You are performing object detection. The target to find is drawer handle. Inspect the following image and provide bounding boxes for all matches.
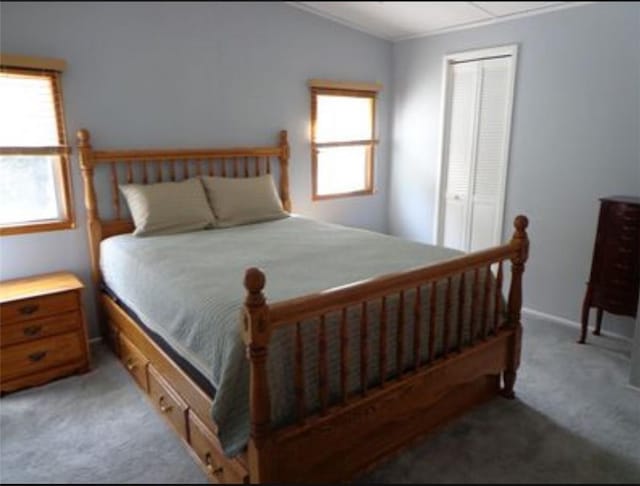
[125,359,137,371]
[23,325,43,337]
[28,351,47,362]
[19,304,39,316]
[205,453,223,476]
[158,396,173,414]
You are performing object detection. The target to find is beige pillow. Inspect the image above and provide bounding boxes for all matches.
[201,175,288,228]
[119,178,215,236]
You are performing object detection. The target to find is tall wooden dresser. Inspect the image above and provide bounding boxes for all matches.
[580,196,640,343]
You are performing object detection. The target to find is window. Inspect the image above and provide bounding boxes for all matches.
[0,55,74,236]
[310,80,381,199]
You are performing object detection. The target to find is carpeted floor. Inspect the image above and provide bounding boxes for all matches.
[1,317,638,484]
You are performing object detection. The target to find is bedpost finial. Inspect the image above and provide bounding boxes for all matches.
[279,129,288,145]
[244,267,266,308]
[513,215,528,235]
[77,129,91,148]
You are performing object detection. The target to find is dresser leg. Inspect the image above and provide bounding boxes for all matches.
[579,288,592,344]
[593,308,603,335]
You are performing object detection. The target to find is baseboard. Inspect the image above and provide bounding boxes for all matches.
[522,307,632,344]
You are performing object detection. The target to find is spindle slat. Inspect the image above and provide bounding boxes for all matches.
[360,302,368,396]
[379,297,387,386]
[482,265,492,339]
[413,286,421,371]
[318,315,328,415]
[222,159,227,177]
[494,261,504,334]
[340,307,348,404]
[169,160,176,181]
[110,163,120,219]
[245,157,249,177]
[443,277,452,358]
[470,268,479,345]
[155,161,162,182]
[126,161,133,184]
[142,161,148,184]
[457,272,466,352]
[183,159,189,179]
[428,281,437,363]
[396,291,405,376]
[266,156,271,174]
[295,322,305,423]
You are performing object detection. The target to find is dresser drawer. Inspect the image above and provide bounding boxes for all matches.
[1,291,78,325]
[594,288,638,316]
[188,411,247,484]
[148,364,189,440]
[1,311,81,347]
[119,334,149,392]
[0,332,85,382]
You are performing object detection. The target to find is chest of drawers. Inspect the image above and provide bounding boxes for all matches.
[0,272,91,394]
[579,196,640,343]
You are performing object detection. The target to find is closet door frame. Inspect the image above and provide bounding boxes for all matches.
[435,44,519,249]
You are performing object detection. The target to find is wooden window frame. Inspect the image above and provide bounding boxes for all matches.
[310,84,379,201]
[0,63,75,236]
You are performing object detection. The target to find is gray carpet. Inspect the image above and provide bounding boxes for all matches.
[1,317,638,483]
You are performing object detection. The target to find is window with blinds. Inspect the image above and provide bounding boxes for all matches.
[0,64,74,235]
[310,81,380,199]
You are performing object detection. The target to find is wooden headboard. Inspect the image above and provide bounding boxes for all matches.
[76,129,291,286]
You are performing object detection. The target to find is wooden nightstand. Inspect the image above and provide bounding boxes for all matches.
[0,272,91,394]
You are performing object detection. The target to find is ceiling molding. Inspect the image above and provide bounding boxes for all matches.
[285,2,395,41]
[286,2,595,43]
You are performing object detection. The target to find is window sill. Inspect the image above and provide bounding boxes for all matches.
[0,219,76,237]
[312,189,375,201]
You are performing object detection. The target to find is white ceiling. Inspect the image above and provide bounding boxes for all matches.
[288,2,592,41]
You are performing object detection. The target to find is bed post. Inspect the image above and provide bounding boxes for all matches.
[77,129,106,335]
[278,130,292,212]
[242,267,274,483]
[503,215,529,398]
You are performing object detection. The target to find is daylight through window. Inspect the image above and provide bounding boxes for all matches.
[0,62,74,236]
[310,81,380,199]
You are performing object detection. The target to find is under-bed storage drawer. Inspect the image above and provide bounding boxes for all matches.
[119,334,149,392]
[148,364,188,440]
[188,410,247,484]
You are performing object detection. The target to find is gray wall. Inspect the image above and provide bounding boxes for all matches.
[631,298,640,388]
[390,2,640,338]
[0,2,393,337]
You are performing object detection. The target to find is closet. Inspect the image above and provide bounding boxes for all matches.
[437,46,517,252]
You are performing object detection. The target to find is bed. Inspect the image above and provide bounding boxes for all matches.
[77,129,529,484]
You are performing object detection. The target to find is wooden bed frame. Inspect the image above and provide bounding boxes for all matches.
[77,128,529,484]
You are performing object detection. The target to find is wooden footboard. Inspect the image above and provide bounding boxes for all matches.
[241,216,529,483]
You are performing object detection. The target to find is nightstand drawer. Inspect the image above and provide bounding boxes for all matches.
[0,332,85,382]
[1,291,78,325]
[1,310,81,347]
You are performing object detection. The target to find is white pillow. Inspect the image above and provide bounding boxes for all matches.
[201,175,288,228]
[119,178,215,236]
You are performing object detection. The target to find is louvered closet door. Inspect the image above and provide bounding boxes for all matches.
[468,57,511,252]
[442,62,479,251]
[441,54,514,252]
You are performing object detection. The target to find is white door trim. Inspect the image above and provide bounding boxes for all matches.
[434,43,519,248]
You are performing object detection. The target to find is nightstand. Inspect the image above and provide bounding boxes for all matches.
[0,272,91,394]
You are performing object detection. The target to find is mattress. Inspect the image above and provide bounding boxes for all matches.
[101,215,496,456]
